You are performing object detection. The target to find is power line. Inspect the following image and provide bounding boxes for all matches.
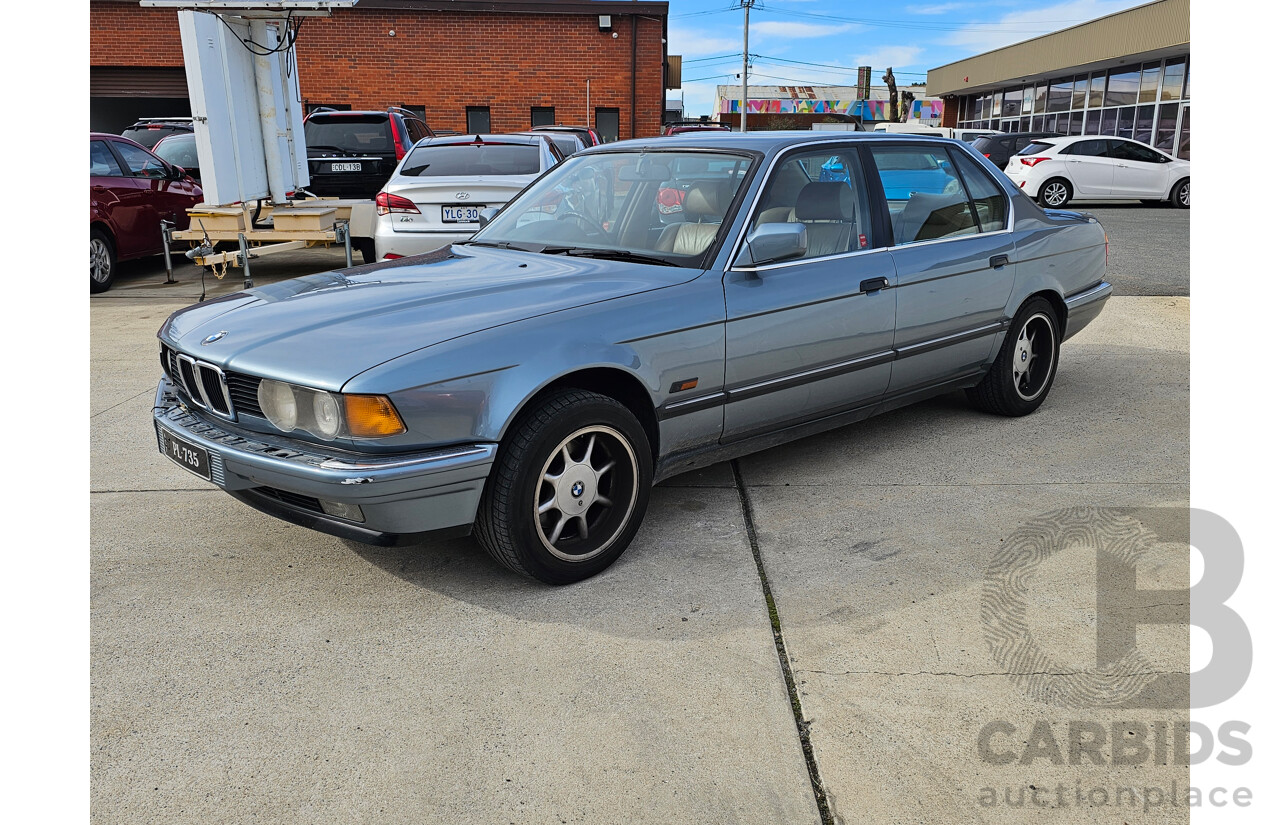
[754,4,1099,33]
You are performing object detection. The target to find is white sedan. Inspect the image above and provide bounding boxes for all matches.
[1003,135,1189,209]
[373,133,563,260]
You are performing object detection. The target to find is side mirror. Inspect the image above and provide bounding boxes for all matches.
[167,164,186,180]
[477,207,500,228]
[734,223,807,268]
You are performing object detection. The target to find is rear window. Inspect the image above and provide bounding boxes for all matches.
[304,115,392,153]
[122,125,186,149]
[400,143,541,177]
[1017,141,1056,156]
[971,136,997,151]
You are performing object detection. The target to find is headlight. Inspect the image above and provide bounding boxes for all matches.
[312,391,342,439]
[256,379,404,440]
[258,379,298,431]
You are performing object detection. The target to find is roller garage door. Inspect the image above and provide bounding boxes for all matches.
[90,67,191,135]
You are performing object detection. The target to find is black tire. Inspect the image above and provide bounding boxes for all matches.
[354,238,377,265]
[1170,177,1189,209]
[90,227,116,294]
[1037,178,1072,208]
[475,389,653,584]
[967,297,1061,417]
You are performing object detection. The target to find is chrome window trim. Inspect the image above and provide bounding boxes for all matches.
[725,137,1017,272]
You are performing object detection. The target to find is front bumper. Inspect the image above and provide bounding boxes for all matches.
[153,377,496,544]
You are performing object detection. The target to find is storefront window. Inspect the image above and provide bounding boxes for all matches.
[1001,91,1021,119]
[1105,66,1140,107]
[1085,110,1101,135]
[1072,76,1087,110]
[1033,84,1047,114]
[1101,107,1119,136]
[1177,105,1190,160]
[1032,115,1044,131]
[1020,116,1031,132]
[1154,102,1179,151]
[1047,78,1072,113]
[1022,86,1034,115]
[1139,63,1161,104]
[1117,106,1136,139]
[1068,111,1083,136]
[1088,74,1106,108]
[1135,104,1155,144]
[1161,59,1186,101]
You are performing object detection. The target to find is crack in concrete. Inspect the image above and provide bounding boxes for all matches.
[732,459,834,825]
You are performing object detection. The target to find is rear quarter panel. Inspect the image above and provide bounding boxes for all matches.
[1009,196,1108,318]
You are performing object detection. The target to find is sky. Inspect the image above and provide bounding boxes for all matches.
[667,0,1156,118]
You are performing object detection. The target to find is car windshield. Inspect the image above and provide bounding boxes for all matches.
[304,116,392,153]
[400,143,541,177]
[468,150,754,268]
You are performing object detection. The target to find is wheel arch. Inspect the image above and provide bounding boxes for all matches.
[507,366,661,463]
[1026,288,1068,333]
[90,220,115,248]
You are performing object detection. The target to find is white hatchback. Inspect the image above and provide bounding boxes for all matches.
[1003,135,1189,209]
[373,133,563,260]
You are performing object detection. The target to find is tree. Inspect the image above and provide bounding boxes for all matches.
[900,90,916,123]
[882,67,898,123]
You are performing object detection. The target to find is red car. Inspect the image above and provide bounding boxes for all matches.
[661,123,731,136]
[90,133,203,293]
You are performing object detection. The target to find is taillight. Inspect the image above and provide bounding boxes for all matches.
[375,192,420,215]
[1020,157,1051,167]
[983,153,991,158]
[383,253,404,260]
[392,123,406,160]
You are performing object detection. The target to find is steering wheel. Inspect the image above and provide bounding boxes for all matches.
[556,211,602,237]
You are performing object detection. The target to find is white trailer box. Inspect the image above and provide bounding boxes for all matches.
[176,9,309,205]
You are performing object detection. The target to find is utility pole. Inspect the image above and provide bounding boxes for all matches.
[740,0,754,133]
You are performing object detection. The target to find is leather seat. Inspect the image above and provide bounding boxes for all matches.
[894,190,976,244]
[655,181,730,256]
[794,182,855,258]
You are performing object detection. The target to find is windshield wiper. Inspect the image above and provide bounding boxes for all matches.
[539,247,679,267]
[462,240,543,252]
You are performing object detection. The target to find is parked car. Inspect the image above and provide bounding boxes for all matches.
[871,123,999,142]
[91,133,203,293]
[662,123,731,136]
[303,107,434,200]
[519,129,585,157]
[530,124,602,147]
[152,132,201,185]
[372,133,562,260]
[152,132,1111,584]
[121,117,194,150]
[971,131,1062,171]
[1004,135,1190,208]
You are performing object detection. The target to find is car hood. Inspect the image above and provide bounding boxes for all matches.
[160,245,697,391]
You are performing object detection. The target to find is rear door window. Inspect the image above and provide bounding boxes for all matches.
[400,143,542,177]
[90,140,125,177]
[304,116,393,154]
[952,151,1009,233]
[867,144,978,245]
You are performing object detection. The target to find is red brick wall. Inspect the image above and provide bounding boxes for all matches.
[90,2,185,67]
[89,2,666,139]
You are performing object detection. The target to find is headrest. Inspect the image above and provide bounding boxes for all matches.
[683,181,730,220]
[795,182,854,222]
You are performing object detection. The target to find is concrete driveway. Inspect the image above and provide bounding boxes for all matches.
[91,294,1188,824]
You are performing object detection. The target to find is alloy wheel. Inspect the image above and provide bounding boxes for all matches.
[1011,312,1057,401]
[91,237,112,283]
[1043,182,1068,207]
[534,425,639,562]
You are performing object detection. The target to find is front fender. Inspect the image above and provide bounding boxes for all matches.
[343,273,727,456]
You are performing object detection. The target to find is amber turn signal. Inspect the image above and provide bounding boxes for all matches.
[343,394,407,438]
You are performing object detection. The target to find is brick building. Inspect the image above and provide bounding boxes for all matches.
[89,0,671,141]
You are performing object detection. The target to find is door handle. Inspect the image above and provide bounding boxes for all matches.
[860,277,890,293]
[989,254,1009,269]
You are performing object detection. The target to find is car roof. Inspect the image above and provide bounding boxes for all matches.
[414,133,548,147]
[531,125,591,132]
[590,131,969,153]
